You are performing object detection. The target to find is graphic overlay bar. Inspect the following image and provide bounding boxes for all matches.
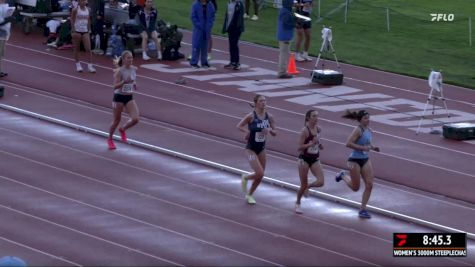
[393,233,467,257]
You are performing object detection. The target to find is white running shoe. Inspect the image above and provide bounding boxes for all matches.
[251,15,259,21]
[246,194,256,205]
[295,52,305,62]
[243,13,249,19]
[88,64,96,73]
[76,63,83,72]
[302,51,312,61]
[92,48,104,55]
[295,204,303,214]
[142,52,151,61]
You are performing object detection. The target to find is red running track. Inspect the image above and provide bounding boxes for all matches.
[0,24,475,265]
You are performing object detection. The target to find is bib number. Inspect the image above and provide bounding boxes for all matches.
[255,132,266,142]
[307,145,319,154]
[122,83,134,93]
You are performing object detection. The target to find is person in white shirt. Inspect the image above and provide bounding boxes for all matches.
[71,0,96,73]
[0,0,14,77]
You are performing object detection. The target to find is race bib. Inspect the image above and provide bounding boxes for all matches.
[78,20,87,28]
[122,83,134,93]
[307,145,319,154]
[255,132,266,142]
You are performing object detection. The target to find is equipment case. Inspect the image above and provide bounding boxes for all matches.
[311,69,344,85]
[442,123,475,140]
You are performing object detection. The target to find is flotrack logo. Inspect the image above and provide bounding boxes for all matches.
[430,13,455,22]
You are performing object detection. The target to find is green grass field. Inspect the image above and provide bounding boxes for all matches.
[155,0,475,89]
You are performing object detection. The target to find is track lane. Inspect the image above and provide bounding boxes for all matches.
[1,111,474,266]
[2,52,475,202]
[2,80,475,236]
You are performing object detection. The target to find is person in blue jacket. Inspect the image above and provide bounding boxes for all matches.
[276,0,295,78]
[190,0,215,68]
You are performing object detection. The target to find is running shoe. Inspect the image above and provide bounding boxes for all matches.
[92,48,104,55]
[335,170,345,182]
[302,51,312,61]
[295,52,305,62]
[107,139,116,150]
[233,63,241,70]
[241,174,248,193]
[295,203,303,214]
[190,64,200,69]
[246,194,256,205]
[251,15,259,21]
[88,64,96,73]
[118,128,128,143]
[202,63,210,68]
[224,63,234,69]
[76,63,83,72]
[142,52,151,61]
[359,210,371,219]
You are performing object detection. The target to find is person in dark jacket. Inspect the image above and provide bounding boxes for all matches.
[222,0,244,70]
[207,0,217,59]
[137,0,161,60]
[190,0,215,68]
[90,0,105,54]
[276,0,295,78]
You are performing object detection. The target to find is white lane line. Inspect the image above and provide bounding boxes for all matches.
[1,99,474,212]
[0,202,183,266]
[0,165,372,266]
[0,236,82,266]
[5,45,475,158]
[3,75,475,179]
[5,45,475,157]
[0,112,473,242]
[0,173,283,266]
[0,125,391,241]
[178,32,475,104]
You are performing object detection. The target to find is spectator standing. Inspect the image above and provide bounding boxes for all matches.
[276,0,295,78]
[137,0,161,60]
[190,0,215,68]
[207,0,217,60]
[71,0,96,73]
[222,0,244,70]
[294,0,313,61]
[0,0,13,77]
[90,0,105,54]
[244,0,259,21]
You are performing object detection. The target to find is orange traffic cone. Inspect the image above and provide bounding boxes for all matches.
[287,53,300,75]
